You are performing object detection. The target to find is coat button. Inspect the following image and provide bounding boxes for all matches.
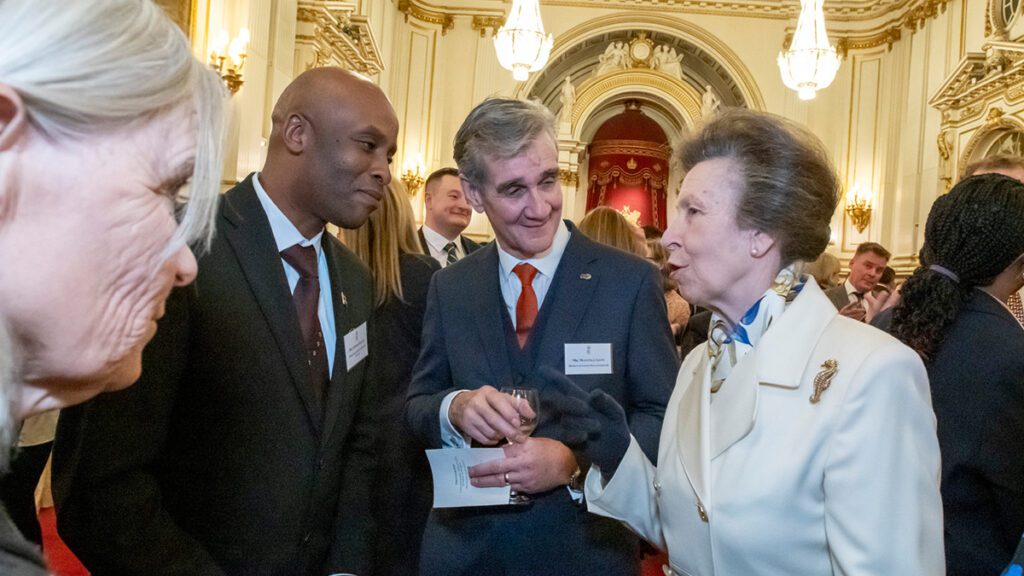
[653,480,662,495]
[696,501,708,522]
[302,532,312,545]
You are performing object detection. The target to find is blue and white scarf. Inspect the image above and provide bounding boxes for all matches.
[707,265,805,393]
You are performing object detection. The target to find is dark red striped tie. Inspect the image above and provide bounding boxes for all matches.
[281,244,329,408]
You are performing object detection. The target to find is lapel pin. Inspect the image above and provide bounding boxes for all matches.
[579,273,592,280]
[810,359,838,404]
[341,291,348,306]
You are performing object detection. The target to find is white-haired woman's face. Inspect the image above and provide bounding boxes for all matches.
[0,104,198,412]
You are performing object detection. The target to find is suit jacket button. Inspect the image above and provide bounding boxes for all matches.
[302,532,312,545]
[653,480,662,495]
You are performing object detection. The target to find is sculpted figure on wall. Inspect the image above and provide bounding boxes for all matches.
[596,42,628,75]
[937,128,953,190]
[651,45,683,80]
[559,76,575,126]
[701,85,721,119]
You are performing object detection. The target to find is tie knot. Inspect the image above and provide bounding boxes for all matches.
[443,242,457,254]
[513,263,539,285]
[281,244,318,278]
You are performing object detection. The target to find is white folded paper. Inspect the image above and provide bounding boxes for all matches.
[426,448,510,508]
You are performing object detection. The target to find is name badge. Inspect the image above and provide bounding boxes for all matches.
[564,343,613,375]
[343,322,368,371]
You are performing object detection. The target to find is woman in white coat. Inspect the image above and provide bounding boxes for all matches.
[547,109,944,576]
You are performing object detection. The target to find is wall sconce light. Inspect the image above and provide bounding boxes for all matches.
[209,28,250,94]
[845,185,872,233]
[401,157,426,195]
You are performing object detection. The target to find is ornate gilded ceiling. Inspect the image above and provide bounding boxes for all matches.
[398,0,953,24]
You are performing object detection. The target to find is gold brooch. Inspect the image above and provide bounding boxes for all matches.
[810,359,838,404]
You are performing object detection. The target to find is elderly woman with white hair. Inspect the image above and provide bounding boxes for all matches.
[0,0,224,571]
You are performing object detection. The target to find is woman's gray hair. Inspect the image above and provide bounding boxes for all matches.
[0,0,225,252]
[677,109,840,266]
[453,98,556,189]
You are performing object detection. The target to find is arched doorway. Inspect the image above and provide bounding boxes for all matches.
[521,17,763,223]
[585,101,671,229]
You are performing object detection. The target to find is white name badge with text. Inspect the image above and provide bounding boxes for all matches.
[343,322,368,371]
[564,343,613,375]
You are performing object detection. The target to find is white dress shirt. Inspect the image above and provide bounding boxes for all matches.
[422,224,465,268]
[844,279,867,310]
[253,173,337,376]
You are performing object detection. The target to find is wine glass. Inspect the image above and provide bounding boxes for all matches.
[500,387,539,505]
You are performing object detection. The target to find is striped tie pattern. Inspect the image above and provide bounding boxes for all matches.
[443,242,458,266]
[1008,292,1024,326]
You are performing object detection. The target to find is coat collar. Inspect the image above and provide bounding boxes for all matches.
[675,280,838,504]
[221,175,327,438]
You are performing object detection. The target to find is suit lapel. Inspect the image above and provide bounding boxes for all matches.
[675,281,839,504]
[417,228,430,255]
[220,177,323,435]
[321,237,358,443]
[534,229,599,378]
[676,352,711,507]
[471,244,514,387]
[711,281,838,459]
[708,348,759,459]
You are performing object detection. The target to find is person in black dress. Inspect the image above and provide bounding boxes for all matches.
[891,173,1024,575]
[343,182,441,575]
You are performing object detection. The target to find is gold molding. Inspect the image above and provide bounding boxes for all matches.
[536,0,951,25]
[779,0,950,57]
[516,12,765,112]
[930,43,1024,127]
[833,27,903,56]
[296,1,385,74]
[571,69,703,130]
[959,111,1024,173]
[471,16,503,38]
[398,0,455,35]
[558,169,579,186]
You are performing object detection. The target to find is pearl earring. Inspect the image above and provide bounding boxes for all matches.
[750,249,758,257]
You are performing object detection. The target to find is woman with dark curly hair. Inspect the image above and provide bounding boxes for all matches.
[892,172,1024,576]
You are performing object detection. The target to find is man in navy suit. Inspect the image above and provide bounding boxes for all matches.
[418,167,481,266]
[405,98,678,576]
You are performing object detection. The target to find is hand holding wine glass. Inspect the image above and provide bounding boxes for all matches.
[501,387,538,442]
[500,387,538,504]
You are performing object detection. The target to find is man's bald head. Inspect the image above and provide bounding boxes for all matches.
[269,67,390,152]
[260,67,399,237]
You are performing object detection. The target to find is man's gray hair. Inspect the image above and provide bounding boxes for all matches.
[0,0,225,253]
[453,98,556,189]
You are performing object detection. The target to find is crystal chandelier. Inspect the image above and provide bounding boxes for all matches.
[777,0,841,100]
[493,0,553,81]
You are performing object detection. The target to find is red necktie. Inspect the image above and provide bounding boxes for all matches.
[1008,292,1024,326]
[280,244,329,408]
[513,263,539,349]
